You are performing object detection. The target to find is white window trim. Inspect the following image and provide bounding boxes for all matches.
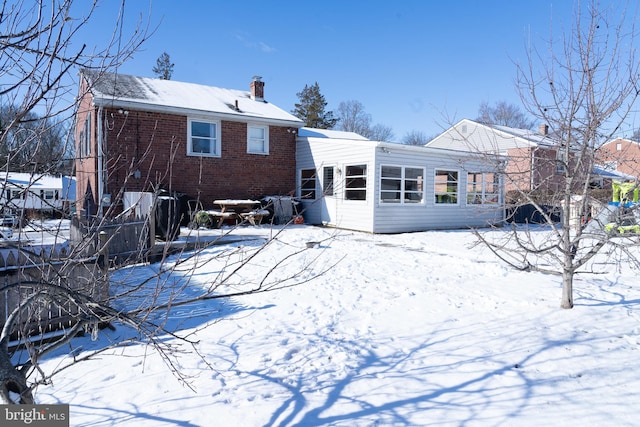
[247,123,269,155]
[322,165,335,197]
[187,118,221,157]
[434,169,460,205]
[466,172,501,205]
[299,168,317,200]
[344,164,368,201]
[379,164,425,205]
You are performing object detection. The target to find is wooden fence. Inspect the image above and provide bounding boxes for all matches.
[0,247,108,339]
[70,213,153,265]
[0,212,152,340]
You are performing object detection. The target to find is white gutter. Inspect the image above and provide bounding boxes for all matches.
[91,98,305,129]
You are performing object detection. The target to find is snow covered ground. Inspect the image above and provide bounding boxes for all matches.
[34,224,640,426]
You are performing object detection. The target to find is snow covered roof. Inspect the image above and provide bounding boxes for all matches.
[592,165,637,181]
[81,70,304,127]
[0,173,76,200]
[298,127,369,140]
[0,172,64,189]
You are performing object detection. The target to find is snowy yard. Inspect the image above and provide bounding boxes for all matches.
[35,224,640,426]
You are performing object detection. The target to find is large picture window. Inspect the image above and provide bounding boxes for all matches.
[188,119,220,157]
[467,172,500,204]
[435,170,458,204]
[300,169,317,199]
[345,164,367,200]
[380,166,424,204]
[247,124,269,154]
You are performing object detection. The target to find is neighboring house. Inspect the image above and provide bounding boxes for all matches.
[296,128,505,233]
[75,70,304,219]
[427,119,575,196]
[597,138,640,180]
[0,172,76,216]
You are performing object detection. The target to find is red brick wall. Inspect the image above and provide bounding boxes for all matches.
[598,138,640,179]
[74,78,99,217]
[104,108,297,210]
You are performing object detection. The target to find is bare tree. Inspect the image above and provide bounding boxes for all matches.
[476,101,536,129]
[0,1,335,405]
[336,100,395,141]
[368,123,395,142]
[475,0,640,309]
[336,100,371,136]
[402,130,430,146]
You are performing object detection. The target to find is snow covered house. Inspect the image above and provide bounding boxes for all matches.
[427,119,575,195]
[296,128,505,233]
[75,70,304,219]
[0,172,76,216]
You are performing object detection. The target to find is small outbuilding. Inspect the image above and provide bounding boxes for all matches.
[296,128,506,233]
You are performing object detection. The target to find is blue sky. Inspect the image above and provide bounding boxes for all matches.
[83,1,580,140]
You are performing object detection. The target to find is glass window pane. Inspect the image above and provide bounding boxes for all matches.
[405,168,422,180]
[381,166,401,178]
[192,121,214,137]
[192,138,210,153]
[323,167,334,196]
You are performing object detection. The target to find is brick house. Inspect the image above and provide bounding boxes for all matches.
[597,138,640,180]
[75,70,304,219]
[427,119,580,196]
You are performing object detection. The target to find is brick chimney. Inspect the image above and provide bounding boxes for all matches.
[539,123,549,135]
[250,76,264,101]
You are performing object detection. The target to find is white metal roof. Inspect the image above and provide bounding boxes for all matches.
[298,127,369,140]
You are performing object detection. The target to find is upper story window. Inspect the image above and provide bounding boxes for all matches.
[247,124,269,154]
[435,170,458,204]
[78,115,91,158]
[188,119,220,157]
[556,146,567,173]
[380,165,424,204]
[345,164,367,201]
[467,172,500,204]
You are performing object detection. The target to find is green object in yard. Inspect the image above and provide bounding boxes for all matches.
[195,210,212,228]
[605,222,640,234]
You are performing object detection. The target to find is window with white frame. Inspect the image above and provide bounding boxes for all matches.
[345,164,367,200]
[188,119,220,157]
[11,189,24,200]
[467,172,500,204]
[380,165,424,204]
[556,146,567,173]
[78,115,91,158]
[435,170,458,204]
[300,169,317,199]
[247,124,269,154]
[323,166,334,196]
[40,190,58,201]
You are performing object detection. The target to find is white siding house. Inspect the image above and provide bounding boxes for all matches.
[0,172,75,214]
[296,128,505,233]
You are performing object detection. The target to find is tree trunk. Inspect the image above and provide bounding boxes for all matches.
[561,269,574,309]
[0,348,33,404]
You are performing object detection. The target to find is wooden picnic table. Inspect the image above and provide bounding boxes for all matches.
[210,199,268,226]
